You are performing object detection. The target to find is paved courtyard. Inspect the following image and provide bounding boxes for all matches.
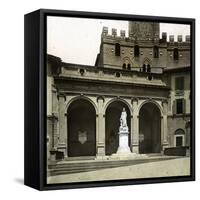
[48,157,190,184]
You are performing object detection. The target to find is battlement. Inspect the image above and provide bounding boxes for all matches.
[169,35,190,43]
[102,26,127,39]
[102,26,159,40]
[102,26,190,43]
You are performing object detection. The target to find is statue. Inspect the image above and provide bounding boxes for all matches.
[120,107,127,128]
[116,107,131,154]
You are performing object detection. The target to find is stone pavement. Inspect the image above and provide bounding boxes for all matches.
[48,157,190,184]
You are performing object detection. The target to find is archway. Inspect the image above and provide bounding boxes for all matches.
[139,102,161,154]
[105,100,131,155]
[67,98,96,157]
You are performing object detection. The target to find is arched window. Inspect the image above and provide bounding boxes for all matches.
[147,64,151,73]
[122,63,126,69]
[79,68,85,75]
[148,74,153,81]
[153,46,159,58]
[116,72,121,77]
[127,64,131,70]
[174,129,185,147]
[174,48,179,60]
[142,64,146,72]
[115,43,120,56]
[134,45,140,57]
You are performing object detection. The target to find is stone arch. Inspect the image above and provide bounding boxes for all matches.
[138,99,163,116]
[122,57,133,67]
[139,101,162,153]
[104,98,132,155]
[104,98,132,115]
[175,128,185,135]
[66,95,98,114]
[66,96,97,157]
[143,57,152,66]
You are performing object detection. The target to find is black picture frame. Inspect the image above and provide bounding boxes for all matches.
[24,9,195,190]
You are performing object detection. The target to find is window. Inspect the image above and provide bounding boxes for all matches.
[173,99,186,115]
[147,64,151,73]
[175,129,185,147]
[173,48,179,60]
[127,64,131,70]
[153,46,159,58]
[115,43,120,56]
[148,74,153,81]
[176,136,183,147]
[175,77,184,90]
[115,72,121,77]
[176,99,184,114]
[134,45,140,57]
[122,63,126,69]
[79,69,85,75]
[142,64,146,72]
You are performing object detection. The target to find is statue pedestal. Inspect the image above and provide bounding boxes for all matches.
[116,126,131,154]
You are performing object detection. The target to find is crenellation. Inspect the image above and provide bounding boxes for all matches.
[162,32,167,42]
[169,35,174,43]
[177,35,183,42]
[120,30,126,38]
[112,28,117,37]
[102,26,108,35]
[185,35,190,42]
[102,27,190,45]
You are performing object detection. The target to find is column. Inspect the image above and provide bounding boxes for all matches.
[57,94,67,156]
[162,100,169,151]
[96,96,105,157]
[131,98,139,154]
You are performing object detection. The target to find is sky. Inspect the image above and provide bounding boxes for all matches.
[47,16,190,66]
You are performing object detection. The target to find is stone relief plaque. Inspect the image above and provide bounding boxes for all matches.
[78,131,87,144]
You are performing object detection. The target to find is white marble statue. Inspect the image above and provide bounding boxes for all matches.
[120,107,127,127]
[117,107,131,154]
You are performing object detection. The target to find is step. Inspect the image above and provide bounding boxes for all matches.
[48,156,180,176]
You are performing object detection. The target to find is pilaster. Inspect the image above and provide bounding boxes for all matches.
[131,98,139,154]
[162,100,169,150]
[57,94,67,156]
[96,96,105,156]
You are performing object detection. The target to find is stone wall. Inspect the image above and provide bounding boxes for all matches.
[97,25,190,72]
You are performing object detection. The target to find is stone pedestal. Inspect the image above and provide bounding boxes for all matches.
[117,126,131,154]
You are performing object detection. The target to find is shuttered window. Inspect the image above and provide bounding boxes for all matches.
[153,46,159,58]
[134,45,140,57]
[176,99,185,114]
[115,43,120,56]
[175,77,184,90]
[173,99,186,115]
[174,48,179,60]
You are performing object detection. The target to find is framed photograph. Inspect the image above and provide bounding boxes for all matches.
[24,9,195,190]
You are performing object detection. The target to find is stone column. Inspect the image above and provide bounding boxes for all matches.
[96,96,105,157]
[131,98,139,154]
[162,100,169,151]
[57,94,67,157]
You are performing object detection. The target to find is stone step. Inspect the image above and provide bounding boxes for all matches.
[48,156,180,176]
[63,156,95,161]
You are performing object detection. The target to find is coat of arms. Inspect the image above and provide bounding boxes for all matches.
[78,131,87,144]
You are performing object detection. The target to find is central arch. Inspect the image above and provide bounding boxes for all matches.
[105,100,131,155]
[67,98,96,157]
[139,102,161,154]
